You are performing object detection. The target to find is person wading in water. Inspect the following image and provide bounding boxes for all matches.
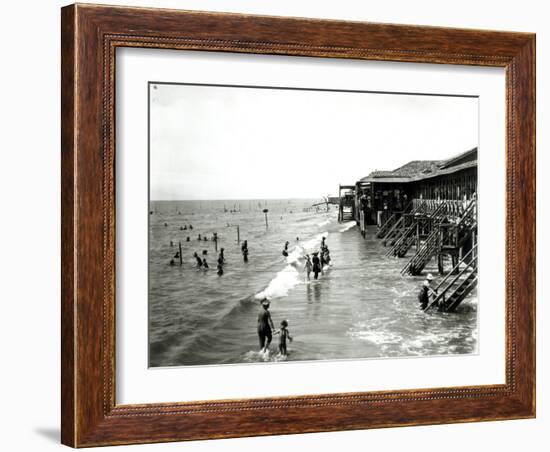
[257,298,275,353]
[241,240,249,263]
[274,319,293,356]
[304,254,313,281]
[193,252,203,268]
[418,273,437,310]
[312,252,321,279]
[282,241,290,257]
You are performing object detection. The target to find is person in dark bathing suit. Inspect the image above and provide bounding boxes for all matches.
[201,249,209,269]
[282,241,290,257]
[193,252,203,268]
[241,240,249,262]
[257,298,275,352]
[312,252,321,279]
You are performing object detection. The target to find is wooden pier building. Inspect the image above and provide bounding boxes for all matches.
[350,148,478,312]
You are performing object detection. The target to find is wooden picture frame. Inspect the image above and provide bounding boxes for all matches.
[61,3,535,447]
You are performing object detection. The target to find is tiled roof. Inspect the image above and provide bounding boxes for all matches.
[360,148,477,183]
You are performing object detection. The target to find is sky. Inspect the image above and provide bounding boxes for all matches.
[149,83,478,201]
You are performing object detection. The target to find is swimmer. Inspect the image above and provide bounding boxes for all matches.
[312,252,321,279]
[193,252,203,268]
[282,241,290,257]
[241,240,249,263]
[274,319,293,356]
[257,299,275,353]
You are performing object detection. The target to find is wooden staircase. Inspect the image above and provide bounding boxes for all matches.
[400,228,440,275]
[424,245,478,312]
[389,201,448,261]
[377,213,399,238]
[386,223,414,257]
[376,201,413,239]
[382,201,427,247]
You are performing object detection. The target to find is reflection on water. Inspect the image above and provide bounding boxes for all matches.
[149,199,477,367]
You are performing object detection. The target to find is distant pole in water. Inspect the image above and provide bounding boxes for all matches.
[178,241,183,266]
[237,225,240,244]
[263,208,269,229]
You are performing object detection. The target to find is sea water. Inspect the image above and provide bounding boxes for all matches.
[148,199,477,367]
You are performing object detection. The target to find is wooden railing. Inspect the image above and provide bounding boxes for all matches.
[400,228,439,274]
[424,245,478,311]
[411,198,472,218]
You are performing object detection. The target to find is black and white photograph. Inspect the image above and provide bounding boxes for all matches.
[148,82,479,367]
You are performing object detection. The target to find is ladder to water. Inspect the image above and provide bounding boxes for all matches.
[390,201,448,260]
[424,245,478,312]
[400,228,440,274]
[382,201,427,247]
[376,201,413,239]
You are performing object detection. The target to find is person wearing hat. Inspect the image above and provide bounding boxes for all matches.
[418,273,437,310]
[257,298,275,353]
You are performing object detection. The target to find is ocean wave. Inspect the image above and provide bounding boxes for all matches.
[255,232,328,301]
[255,265,301,300]
[339,221,357,233]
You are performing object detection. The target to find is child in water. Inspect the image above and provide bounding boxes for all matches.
[275,320,293,356]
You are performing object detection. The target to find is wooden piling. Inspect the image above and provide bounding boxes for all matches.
[178,241,183,266]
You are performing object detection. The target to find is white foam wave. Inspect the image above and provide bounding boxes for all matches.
[255,265,301,300]
[339,221,357,232]
[301,231,328,252]
[254,231,331,301]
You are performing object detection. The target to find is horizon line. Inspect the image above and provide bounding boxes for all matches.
[150,196,334,202]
